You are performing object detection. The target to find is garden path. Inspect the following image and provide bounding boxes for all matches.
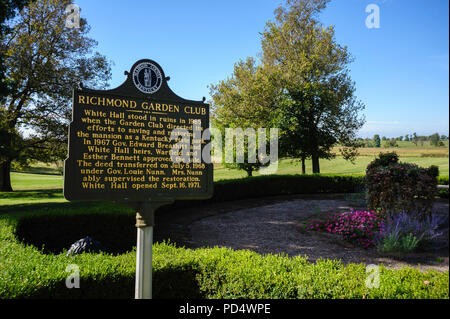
[184,199,449,272]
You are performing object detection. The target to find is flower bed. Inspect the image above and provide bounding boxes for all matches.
[308,211,385,248]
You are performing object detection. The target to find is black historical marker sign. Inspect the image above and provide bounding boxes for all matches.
[64,59,213,201]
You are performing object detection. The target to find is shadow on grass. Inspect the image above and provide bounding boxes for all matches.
[0,194,101,216]
[15,212,136,255]
[11,166,62,176]
[0,188,63,199]
[18,268,203,299]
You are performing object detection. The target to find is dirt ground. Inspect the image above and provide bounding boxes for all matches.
[154,194,449,272]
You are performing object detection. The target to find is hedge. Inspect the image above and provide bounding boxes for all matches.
[163,173,447,210]
[438,176,449,185]
[1,174,448,298]
[1,206,448,299]
[163,174,365,212]
[365,153,438,216]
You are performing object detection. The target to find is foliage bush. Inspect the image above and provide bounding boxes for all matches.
[438,176,449,185]
[375,212,443,253]
[365,152,438,217]
[438,188,448,199]
[1,201,448,299]
[1,172,447,299]
[437,176,449,199]
[308,211,385,248]
[1,225,448,299]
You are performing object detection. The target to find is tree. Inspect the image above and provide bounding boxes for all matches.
[0,0,111,191]
[411,132,418,146]
[373,134,381,147]
[384,138,398,148]
[429,133,440,147]
[210,57,279,177]
[261,0,365,173]
[404,134,410,141]
[0,0,30,100]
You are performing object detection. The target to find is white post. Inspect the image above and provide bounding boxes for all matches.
[132,201,171,299]
[135,226,153,299]
[134,202,155,299]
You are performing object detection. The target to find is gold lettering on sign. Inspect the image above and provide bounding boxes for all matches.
[74,93,208,193]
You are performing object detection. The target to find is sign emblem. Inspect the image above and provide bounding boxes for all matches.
[132,62,162,94]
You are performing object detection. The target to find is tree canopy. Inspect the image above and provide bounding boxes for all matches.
[0,0,111,191]
[209,57,280,176]
[0,0,30,99]
[210,0,365,175]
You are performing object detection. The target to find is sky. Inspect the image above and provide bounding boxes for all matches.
[74,0,449,138]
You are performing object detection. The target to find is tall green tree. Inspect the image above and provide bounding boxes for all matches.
[0,0,111,191]
[429,133,440,147]
[411,132,418,146]
[210,57,280,176]
[373,134,381,148]
[261,0,365,173]
[0,0,30,100]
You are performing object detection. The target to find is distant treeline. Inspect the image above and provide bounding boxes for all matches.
[359,133,448,148]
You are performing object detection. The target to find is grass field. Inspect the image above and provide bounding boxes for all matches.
[0,189,66,207]
[7,149,449,193]
[215,156,449,180]
[382,140,449,149]
[340,147,449,157]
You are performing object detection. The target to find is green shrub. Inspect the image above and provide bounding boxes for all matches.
[438,176,449,185]
[377,232,401,253]
[367,152,399,168]
[375,211,443,254]
[365,153,438,217]
[400,233,420,252]
[438,188,448,199]
[437,176,449,199]
[0,209,448,299]
[377,233,419,253]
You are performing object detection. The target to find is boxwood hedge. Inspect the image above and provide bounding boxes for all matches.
[0,202,448,299]
[163,174,365,212]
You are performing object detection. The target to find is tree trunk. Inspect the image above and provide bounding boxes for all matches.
[246,169,253,177]
[301,156,306,174]
[312,153,320,174]
[0,160,13,192]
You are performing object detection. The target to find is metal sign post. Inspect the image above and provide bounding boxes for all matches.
[135,202,154,299]
[135,225,153,298]
[133,201,172,299]
[63,59,213,299]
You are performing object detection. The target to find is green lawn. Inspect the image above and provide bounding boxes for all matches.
[386,140,449,148]
[11,172,63,190]
[0,189,66,207]
[214,156,449,180]
[6,155,449,194]
[2,172,66,206]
